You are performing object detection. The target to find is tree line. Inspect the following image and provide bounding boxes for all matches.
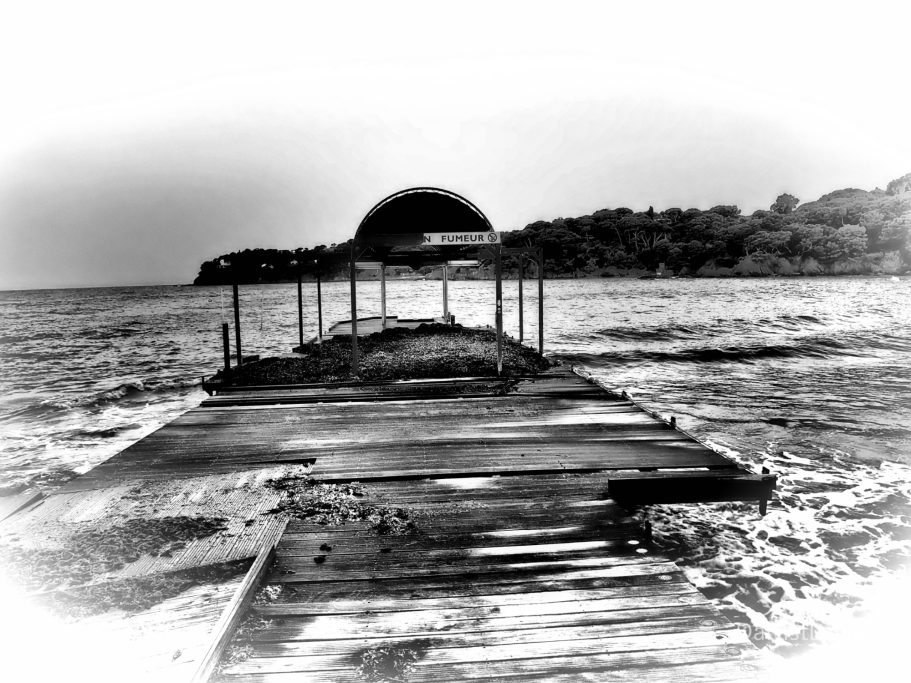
[194,173,911,284]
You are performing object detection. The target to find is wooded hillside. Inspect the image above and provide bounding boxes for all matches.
[194,173,911,284]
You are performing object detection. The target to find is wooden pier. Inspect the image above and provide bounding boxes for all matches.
[323,316,449,338]
[2,367,773,681]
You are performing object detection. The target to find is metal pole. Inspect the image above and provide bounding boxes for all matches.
[495,247,503,376]
[537,247,544,356]
[222,322,231,372]
[442,262,449,321]
[316,263,323,342]
[232,283,242,366]
[297,273,304,351]
[349,245,359,377]
[518,253,524,343]
[380,262,387,329]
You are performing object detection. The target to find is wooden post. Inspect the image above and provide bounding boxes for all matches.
[349,245,359,377]
[296,274,304,351]
[760,466,770,515]
[495,247,503,375]
[380,262,387,329]
[232,283,242,366]
[518,253,524,343]
[316,263,323,342]
[537,247,544,356]
[442,262,449,321]
[221,322,231,372]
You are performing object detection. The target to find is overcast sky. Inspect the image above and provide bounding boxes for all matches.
[1,1,909,289]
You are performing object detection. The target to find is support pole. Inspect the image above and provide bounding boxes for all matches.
[222,322,231,372]
[537,247,544,356]
[232,283,242,366]
[518,253,524,343]
[316,263,323,342]
[349,245,359,377]
[442,262,449,321]
[495,246,503,375]
[760,466,770,516]
[296,273,304,351]
[380,262,387,329]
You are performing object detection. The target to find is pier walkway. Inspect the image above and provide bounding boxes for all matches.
[210,367,770,681]
[2,367,772,681]
[323,316,449,337]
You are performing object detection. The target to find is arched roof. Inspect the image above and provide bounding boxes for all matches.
[353,188,494,266]
[356,187,493,241]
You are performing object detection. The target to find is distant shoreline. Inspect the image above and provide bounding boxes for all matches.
[191,260,908,286]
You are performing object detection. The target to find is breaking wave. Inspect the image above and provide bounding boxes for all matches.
[562,333,909,366]
[593,314,828,343]
[3,378,202,422]
[49,378,201,409]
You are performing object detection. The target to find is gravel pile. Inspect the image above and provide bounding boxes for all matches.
[215,324,551,385]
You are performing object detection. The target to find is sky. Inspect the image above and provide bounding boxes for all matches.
[0,1,909,289]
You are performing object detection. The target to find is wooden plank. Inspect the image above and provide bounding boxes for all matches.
[251,614,733,652]
[191,533,284,683]
[210,374,512,395]
[257,582,701,616]
[220,656,762,683]
[0,491,44,523]
[272,542,649,574]
[269,558,681,584]
[609,470,777,505]
[271,568,689,599]
[254,593,715,638]
[275,527,644,555]
[224,628,753,674]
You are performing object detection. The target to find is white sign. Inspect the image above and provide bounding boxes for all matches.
[423,231,500,245]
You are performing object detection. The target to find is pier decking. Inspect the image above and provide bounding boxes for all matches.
[323,316,449,338]
[2,367,772,681]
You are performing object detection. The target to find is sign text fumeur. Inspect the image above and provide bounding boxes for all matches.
[423,232,501,245]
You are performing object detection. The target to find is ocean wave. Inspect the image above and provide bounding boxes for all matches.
[67,377,203,408]
[0,331,67,344]
[76,422,142,438]
[592,324,704,341]
[593,315,829,343]
[85,325,144,339]
[647,450,911,655]
[4,378,202,420]
[561,334,905,366]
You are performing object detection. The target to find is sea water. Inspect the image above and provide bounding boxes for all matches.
[1,277,909,655]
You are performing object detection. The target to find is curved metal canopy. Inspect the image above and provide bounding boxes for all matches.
[354,187,494,266]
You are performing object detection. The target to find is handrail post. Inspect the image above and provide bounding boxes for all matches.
[495,246,503,375]
[380,262,387,329]
[349,243,359,377]
[222,322,231,372]
[537,247,544,356]
[315,261,323,342]
[296,273,304,351]
[518,253,524,343]
[232,283,242,366]
[442,262,449,321]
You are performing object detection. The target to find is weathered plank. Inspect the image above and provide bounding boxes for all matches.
[224,627,754,674]
[0,491,44,523]
[270,567,689,599]
[221,656,763,683]
[608,469,776,504]
[191,537,284,683]
[257,582,702,616]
